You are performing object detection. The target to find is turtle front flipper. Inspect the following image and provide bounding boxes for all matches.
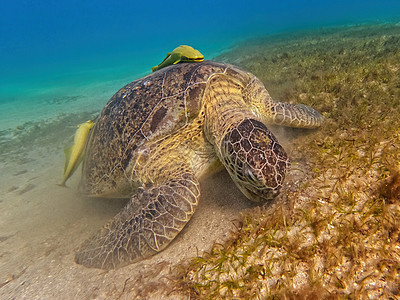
[245,77,324,129]
[268,102,324,129]
[75,171,200,269]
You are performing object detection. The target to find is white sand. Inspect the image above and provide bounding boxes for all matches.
[0,146,257,298]
[0,68,297,299]
[0,84,269,298]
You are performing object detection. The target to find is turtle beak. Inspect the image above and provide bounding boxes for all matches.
[233,178,279,203]
[242,186,280,203]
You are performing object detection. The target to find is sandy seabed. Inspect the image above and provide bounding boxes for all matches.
[0,80,297,299]
[0,96,260,298]
[3,23,400,299]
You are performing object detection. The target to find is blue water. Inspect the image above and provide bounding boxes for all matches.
[1,0,400,105]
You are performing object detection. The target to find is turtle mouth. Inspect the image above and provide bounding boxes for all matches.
[235,179,279,203]
[230,165,281,202]
[245,186,279,202]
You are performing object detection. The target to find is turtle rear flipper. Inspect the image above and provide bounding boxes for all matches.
[75,171,200,269]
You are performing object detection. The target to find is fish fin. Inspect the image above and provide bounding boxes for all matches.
[75,151,85,170]
[172,58,181,65]
[63,146,73,174]
[60,148,84,187]
[152,53,172,71]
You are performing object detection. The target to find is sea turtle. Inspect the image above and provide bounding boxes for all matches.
[152,45,204,71]
[76,61,323,269]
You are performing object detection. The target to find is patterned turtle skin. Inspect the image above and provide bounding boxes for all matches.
[76,61,323,269]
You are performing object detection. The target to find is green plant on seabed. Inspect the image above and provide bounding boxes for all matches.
[172,24,400,299]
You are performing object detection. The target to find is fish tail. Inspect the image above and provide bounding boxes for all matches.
[57,181,67,187]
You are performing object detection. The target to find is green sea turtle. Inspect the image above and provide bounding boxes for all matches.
[76,61,323,269]
[152,45,204,71]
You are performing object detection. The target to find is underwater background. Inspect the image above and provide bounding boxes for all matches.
[2,0,400,299]
[1,0,400,107]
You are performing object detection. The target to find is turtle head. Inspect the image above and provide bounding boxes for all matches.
[219,118,289,202]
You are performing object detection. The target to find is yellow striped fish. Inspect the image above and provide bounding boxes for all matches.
[59,120,94,186]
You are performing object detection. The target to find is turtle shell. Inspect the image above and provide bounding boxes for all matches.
[81,61,253,196]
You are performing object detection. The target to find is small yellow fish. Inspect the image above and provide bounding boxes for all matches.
[59,120,95,186]
[152,45,204,72]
